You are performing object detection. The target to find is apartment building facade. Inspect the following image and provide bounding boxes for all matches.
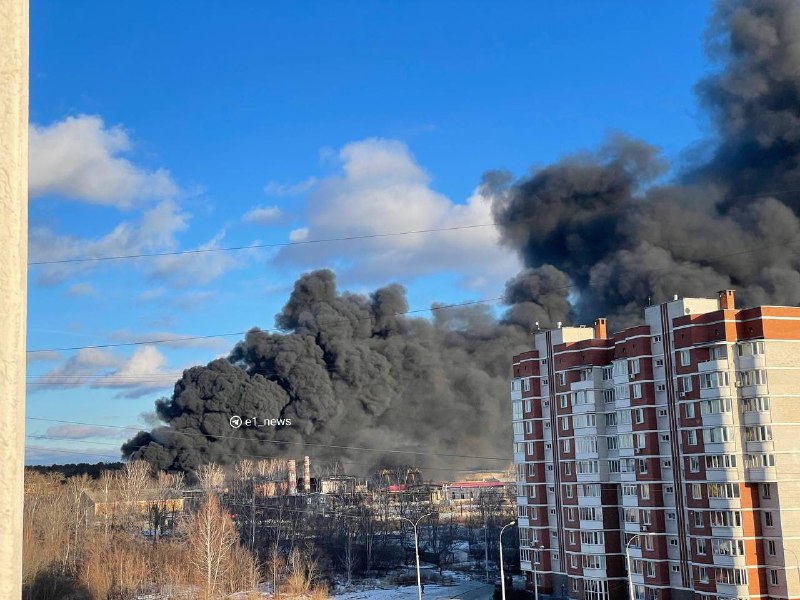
[511,291,800,600]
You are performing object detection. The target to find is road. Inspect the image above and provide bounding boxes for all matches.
[332,580,495,599]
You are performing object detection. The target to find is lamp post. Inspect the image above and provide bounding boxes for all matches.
[484,517,489,583]
[784,546,800,587]
[400,512,434,600]
[625,532,651,600]
[499,520,516,600]
[533,544,545,600]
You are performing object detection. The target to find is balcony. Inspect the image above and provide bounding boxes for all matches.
[699,359,729,373]
[579,519,603,531]
[709,496,741,510]
[716,582,750,597]
[712,553,746,568]
[746,466,777,482]
[738,354,766,371]
[743,410,771,426]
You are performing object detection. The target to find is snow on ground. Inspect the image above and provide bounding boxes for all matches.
[331,580,494,599]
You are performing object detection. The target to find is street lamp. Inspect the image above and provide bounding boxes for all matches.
[400,512,435,600]
[784,546,800,586]
[532,544,545,600]
[625,531,651,600]
[499,520,516,600]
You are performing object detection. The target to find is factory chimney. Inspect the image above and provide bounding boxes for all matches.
[303,456,311,493]
[288,459,297,495]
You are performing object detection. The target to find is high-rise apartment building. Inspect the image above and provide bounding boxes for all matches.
[511,291,800,600]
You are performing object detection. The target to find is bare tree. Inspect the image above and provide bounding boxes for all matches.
[196,463,226,494]
[184,494,238,598]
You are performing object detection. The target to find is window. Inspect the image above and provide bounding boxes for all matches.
[572,579,579,593]
[640,483,650,500]
[563,462,571,475]
[561,416,569,431]
[743,396,770,412]
[698,566,708,583]
[703,426,735,444]
[655,358,664,367]
[692,484,702,499]
[687,430,697,445]
[566,507,574,521]
[770,569,779,586]
[647,562,655,578]
[658,408,667,416]
[689,456,700,472]
[701,397,732,415]
[700,371,730,389]
[523,378,531,392]
[662,459,672,468]
[680,376,693,393]
[762,483,772,499]
[644,535,654,551]
[566,485,573,498]
[632,383,642,399]
[671,565,681,574]
[669,538,678,547]
[558,372,566,386]
[680,350,690,366]
[685,402,695,419]
[765,512,775,527]
[709,344,728,361]
[667,512,676,520]
[767,540,776,556]
[563,439,571,453]
[656,384,666,392]
[694,512,703,528]
[641,509,651,526]
[745,425,773,442]
[653,335,662,343]
[635,408,645,424]
[569,530,576,545]
[639,459,648,474]
[570,554,578,568]
[629,358,640,374]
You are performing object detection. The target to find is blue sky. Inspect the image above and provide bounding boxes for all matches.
[26,1,715,464]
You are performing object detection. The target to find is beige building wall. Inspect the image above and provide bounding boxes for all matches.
[764,339,800,599]
[0,0,28,598]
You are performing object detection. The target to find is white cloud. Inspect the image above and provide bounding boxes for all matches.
[92,346,178,398]
[44,424,129,440]
[30,348,119,390]
[65,283,98,297]
[242,204,282,225]
[29,346,181,399]
[289,227,309,242]
[29,201,239,288]
[29,115,178,208]
[263,177,317,197]
[26,350,62,363]
[29,200,189,285]
[277,138,520,291]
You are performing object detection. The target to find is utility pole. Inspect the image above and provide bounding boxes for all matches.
[0,1,28,598]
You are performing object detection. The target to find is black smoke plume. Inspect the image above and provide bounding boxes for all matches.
[123,269,568,473]
[125,0,800,472]
[491,0,800,327]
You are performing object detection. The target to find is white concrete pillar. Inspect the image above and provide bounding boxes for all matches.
[0,0,28,598]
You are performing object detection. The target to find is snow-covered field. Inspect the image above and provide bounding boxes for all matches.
[331,580,494,599]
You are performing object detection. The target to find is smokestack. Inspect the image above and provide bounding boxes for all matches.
[303,455,311,493]
[718,290,735,311]
[288,459,297,496]
[593,318,608,339]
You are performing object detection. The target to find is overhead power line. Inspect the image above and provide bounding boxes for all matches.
[25,295,503,353]
[28,223,497,266]
[24,238,797,357]
[25,416,511,461]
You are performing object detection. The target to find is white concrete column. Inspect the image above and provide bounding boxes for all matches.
[0,0,28,598]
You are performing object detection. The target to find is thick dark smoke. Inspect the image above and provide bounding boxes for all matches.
[123,269,568,473]
[125,0,800,472]
[491,0,800,327]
